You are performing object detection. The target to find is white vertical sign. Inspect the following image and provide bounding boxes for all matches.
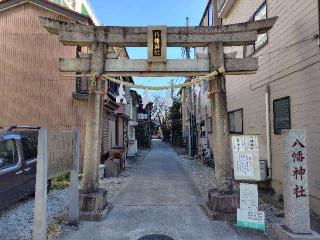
[232,135,261,181]
[237,183,265,231]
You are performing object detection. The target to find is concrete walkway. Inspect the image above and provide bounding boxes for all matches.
[61,140,266,240]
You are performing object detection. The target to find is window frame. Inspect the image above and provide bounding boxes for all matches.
[0,139,19,171]
[253,1,268,52]
[273,96,291,135]
[208,1,213,26]
[244,1,268,57]
[21,136,38,162]
[200,120,206,138]
[207,116,212,133]
[228,108,244,134]
[75,46,89,95]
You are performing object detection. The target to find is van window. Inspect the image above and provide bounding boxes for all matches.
[21,136,37,161]
[0,140,18,169]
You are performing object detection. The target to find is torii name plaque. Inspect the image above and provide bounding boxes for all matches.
[148,26,167,63]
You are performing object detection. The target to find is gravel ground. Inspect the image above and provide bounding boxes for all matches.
[175,152,285,240]
[0,149,149,240]
[0,189,68,240]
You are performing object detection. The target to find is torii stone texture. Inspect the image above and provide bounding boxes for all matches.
[204,42,240,221]
[39,16,277,47]
[208,42,233,193]
[81,42,105,193]
[79,42,110,221]
[59,58,258,77]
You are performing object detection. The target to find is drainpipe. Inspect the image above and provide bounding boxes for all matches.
[188,87,192,156]
[265,85,272,179]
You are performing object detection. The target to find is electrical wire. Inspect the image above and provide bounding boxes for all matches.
[256,34,319,58]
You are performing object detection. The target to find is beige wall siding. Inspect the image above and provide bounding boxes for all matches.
[223,0,320,214]
[0,3,87,166]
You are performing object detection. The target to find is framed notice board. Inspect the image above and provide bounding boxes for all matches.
[273,96,291,135]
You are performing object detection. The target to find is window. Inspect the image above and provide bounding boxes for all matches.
[21,136,37,161]
[208,2,213,26]
[245,2,268,56]
[207,116,212,133]
[273,97,291,135]
[254,2,268,50]
[81,4,89,16]
[200,120,206,138]
[75,46,89,95]
[228,109,243,134]
[108,80,120,97]
[0,140,18,169]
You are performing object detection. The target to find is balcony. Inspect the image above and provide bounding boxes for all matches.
[217,0,236,18]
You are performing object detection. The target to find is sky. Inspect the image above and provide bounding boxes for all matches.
[89,0,208,96]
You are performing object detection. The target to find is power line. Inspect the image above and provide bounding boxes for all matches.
[257,34,319,58]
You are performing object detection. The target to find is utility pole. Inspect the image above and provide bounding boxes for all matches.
[169,79,174,144]
[185,16,192,156]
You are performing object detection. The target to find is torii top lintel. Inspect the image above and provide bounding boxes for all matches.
[39,16,277,48]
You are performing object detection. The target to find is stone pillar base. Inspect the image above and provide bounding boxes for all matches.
[203,189,240,221]
[79,187,111,221]
[275,225,320,240]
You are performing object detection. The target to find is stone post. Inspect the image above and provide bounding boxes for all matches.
[208,42,233,193]
[276,129,320,239]
[33,128,48,240]
[205,42,240,221]
[80,41,110,221]
[81,42,105,193]
[68,128,80,226]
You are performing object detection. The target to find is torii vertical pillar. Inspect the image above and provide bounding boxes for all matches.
[79,42,110,221]
[205,42,240,220]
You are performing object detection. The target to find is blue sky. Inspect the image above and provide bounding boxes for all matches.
[89,0,208,95]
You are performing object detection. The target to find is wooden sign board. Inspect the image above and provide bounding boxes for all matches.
[33,129,80,240]
[148,26,167,62]
[48,132,74,179]
[232,135,261,181]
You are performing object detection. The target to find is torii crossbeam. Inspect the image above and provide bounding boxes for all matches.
[41,17,276,77]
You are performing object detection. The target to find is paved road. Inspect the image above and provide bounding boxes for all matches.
[61,140,266,240]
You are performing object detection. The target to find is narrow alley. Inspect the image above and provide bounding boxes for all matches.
[60,140,266,240]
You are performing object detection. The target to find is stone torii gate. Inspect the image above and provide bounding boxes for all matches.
[40,16,276,220]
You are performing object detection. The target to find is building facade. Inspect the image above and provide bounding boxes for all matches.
[50,0,98,24]
[0,0,140,168]
[191,0,320,215]
[0,0,93,167]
